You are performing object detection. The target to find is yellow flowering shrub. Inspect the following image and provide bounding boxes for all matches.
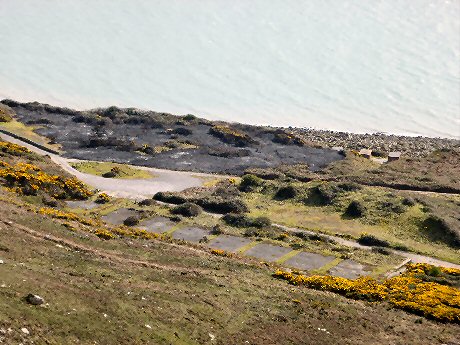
[95,192,110,204]
[211,249,232,257]
[273,264,460,323]
[0,141,30,156]
[94,229,115,240]
[38,207,98,226]
[406,263,460,276]
[0,160,93,199]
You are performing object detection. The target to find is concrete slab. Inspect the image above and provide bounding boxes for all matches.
[65,200,99,210]
[284,252,335,271]
[207,235,253,253]
[245,243,292,262]
[139,216,174,233]
[101,208,139,225]
[172,227,210,243]
[328,259,369,279]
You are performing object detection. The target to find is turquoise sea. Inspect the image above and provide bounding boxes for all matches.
[0,0,459,138]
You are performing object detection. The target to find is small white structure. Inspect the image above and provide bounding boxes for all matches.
[359,148,372,159]
[331,146,344,154]
[388,151,401,162]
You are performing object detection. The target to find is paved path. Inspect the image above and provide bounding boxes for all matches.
[0,132,224,199]
[275,224,460,269]
[3,132,459,270]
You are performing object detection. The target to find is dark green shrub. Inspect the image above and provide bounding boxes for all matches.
[427,266,442,277]
[402,197,416,206]
[153,192,187,204]
[358,233,390,247]
[393,243,409,251]
[344,200,365,218]
[183,114,196,121]
[252,216,272,228]
[171,202,202,217]
[379,200,406,214]
[172,127,192,136]
[239,174,263,192]
[197,198,249,214]
[244,168,284,180]
[244,228,260,237]
[222,214,271,228]
[371,247,391,255]
[124,216,140,226]
[102,170,117,178]
[308,184,339,205]
[275,185,298,200]
[422,215,460,247]
[138,199,155,206]
[170,215,182,222]
[336,182,362,192]
[222,214,250,227]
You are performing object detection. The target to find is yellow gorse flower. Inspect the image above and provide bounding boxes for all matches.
[273,265,460,323]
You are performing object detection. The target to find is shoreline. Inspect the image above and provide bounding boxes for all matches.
[2,98,458,161]
[1,94,458,141]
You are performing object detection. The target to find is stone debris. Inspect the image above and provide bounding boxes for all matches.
[26,294,44,305]
[20,327,29,335]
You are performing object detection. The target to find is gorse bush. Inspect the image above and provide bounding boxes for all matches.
[358,233,390,247]
[95,193,110,204]
[344,200,365,218]
[222,213,271,228]
[239,174,263,192]
[0,161,93,199]
[274,263,460,323]
[153,191,187,204]
[138,198,155,206]
[0,141,30,156]
[275,185,298,200]
[171,202,202,217]
[123,216,140,226]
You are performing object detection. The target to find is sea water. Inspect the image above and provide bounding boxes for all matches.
[0,0,459,138]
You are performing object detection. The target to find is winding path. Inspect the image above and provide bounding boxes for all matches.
[0,132,223,199]
[275,224,460,269]
[2,131,459,269]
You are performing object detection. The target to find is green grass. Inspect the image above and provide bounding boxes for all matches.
[243,192,460,264]
[71,161,155,179]
[1,188,459,344]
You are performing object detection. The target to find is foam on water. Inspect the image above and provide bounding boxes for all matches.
[0,0,459,138]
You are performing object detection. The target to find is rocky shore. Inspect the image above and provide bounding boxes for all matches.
[293,127,459,158]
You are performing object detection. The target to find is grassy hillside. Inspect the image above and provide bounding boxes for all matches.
[0,138,459,344]
[1,191,459,344]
